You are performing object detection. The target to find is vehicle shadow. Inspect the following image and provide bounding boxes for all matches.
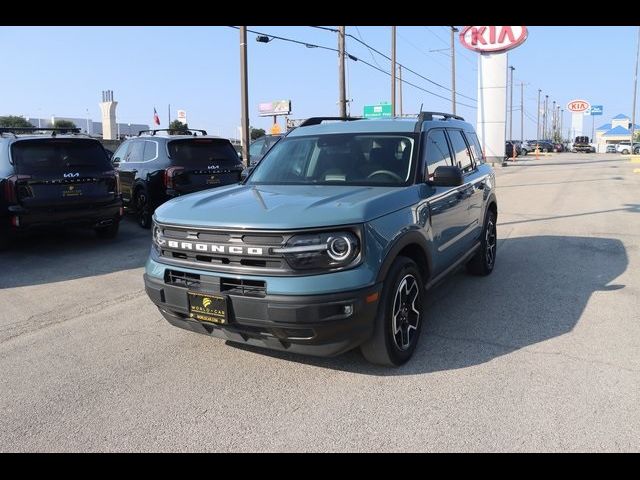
[228,235,628,376]
[0,215,150,289]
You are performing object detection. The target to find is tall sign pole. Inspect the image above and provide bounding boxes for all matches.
[520,82,524,144]
[537,89,541,142]
[460,26,528,166]
[508,65,515,141]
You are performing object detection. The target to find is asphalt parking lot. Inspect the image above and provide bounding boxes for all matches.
[1,152,639,452]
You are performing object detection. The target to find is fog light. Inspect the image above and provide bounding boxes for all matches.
[343,304,353,316]
[10,216,19,227]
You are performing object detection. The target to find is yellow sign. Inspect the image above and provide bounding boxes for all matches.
[270,123,282,135]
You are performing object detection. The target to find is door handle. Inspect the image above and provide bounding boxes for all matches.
[476,182,485,190]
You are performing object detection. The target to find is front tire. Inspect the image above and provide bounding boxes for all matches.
[360,256,425,366]
[622,149,629,155]
[467,209,497,276]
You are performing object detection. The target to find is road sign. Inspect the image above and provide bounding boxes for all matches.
[363,103,392,118]
[590,105,603,116]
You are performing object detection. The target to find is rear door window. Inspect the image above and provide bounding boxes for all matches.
[447,129,474,173]
[142,140,158,162]
[168,138,240,167]
[424,129,453,179]
[126,140,145,163]
[11,139,111,173]
[464,131,484,164]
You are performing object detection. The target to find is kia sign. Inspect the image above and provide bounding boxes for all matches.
[459,26,528,53]
[567,99,590,113]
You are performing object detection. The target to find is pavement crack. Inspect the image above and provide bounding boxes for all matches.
[0,289,145,344]
[428,333,640,374]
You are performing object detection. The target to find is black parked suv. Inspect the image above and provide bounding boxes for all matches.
[0,127,122,249]
[112,129,244,228]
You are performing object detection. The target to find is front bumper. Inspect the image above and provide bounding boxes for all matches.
[144,273,382,357]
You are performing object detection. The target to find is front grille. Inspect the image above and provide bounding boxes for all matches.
[164,269,266,298]
[157,224,293,274]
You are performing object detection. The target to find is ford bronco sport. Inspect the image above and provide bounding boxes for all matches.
[144,113,498,366]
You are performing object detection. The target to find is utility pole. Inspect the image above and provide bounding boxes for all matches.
[630,26,640,153]
[508,66,515,141]
[520,82,524,144]
[543,94,549,140]
[338,26,347,117]
[399,65,403,116]
[391,26,396,116]
[451,26,458,115]
[537,89,541,142]
[240,26,250,167]
[560,109,564,141]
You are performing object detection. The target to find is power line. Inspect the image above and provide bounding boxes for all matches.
[232,26,476,108]
[308,25,477,102]
[354,26,385,70]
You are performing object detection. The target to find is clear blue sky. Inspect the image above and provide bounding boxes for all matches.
[1,26,637,139]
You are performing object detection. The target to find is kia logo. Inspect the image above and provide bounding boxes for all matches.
[63,173,80,178]
[566,100,591,113]
[459,26,528,53]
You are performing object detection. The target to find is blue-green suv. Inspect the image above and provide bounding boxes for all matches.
[144,113,498,366]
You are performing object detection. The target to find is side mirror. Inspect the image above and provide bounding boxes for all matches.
[431,165,463,187]
[111,157,120,167]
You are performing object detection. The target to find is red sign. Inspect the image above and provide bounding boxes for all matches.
[459,26,528,53]
[566,100,590,113]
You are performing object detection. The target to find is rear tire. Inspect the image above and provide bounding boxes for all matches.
[360,256,425,367]
[134,188,152,229]
[467,209,497,276]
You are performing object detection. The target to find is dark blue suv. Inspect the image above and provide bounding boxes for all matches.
[144,113,498,366]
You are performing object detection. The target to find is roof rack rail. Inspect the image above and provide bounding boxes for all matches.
[298,117,362,128]
[414,111,464,132]
[138,128,208,136]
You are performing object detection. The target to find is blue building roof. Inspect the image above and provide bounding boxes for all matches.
[602,125,640,136]
[612,114,629,120]
[596,123,611,131]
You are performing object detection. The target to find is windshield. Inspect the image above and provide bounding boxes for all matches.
[247,133,415,186]
[11,139,111,171]
[168,138,240,166]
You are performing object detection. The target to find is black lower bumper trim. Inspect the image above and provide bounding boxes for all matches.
[144,273,382,357]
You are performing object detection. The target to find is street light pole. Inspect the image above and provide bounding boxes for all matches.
[391,26,396,116]
[552,100,556,139]
[240,26,250,167]
[543,94,549,140]
[338,26,346,117]
[630,26,640,153]
[537,89,541,142]
[508,66,515,141]
[451,26,458,115]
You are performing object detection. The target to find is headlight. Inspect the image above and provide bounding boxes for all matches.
[152,221,166,251]
[275,231,361,270]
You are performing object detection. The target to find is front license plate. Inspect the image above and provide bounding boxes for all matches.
[188,292,228,324]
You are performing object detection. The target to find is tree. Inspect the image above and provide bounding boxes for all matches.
[52,119,77,129]
[168,120,189,134]
[0,115,34,128]
[250,127,266,141]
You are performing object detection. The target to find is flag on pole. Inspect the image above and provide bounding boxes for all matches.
[153,107,160,126]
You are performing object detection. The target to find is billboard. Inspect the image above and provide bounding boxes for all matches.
[459,26,528,53]
[259,100,291,117]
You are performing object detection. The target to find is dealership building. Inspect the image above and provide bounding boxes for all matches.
[594,113,640,152]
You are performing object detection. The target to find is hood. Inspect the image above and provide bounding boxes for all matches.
[154,183,420,229]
